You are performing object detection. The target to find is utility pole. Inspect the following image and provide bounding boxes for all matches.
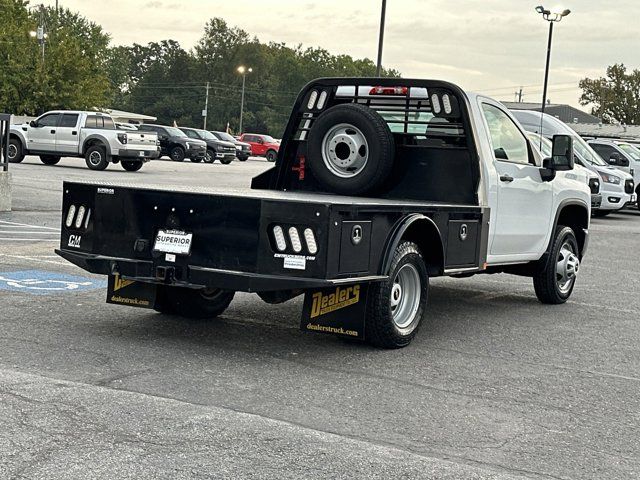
[375,0,387,77]
[516,87,523,103]
[203,81,210,130]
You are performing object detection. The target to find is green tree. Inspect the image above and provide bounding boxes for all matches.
[579,64,640,125]
[0,0,112,115]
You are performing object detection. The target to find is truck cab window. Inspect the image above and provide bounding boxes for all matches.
[38,114,59,127]
[481,103,529,165]
[60,114,79,128]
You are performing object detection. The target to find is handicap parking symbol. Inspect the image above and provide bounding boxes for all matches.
[0,270,107,295]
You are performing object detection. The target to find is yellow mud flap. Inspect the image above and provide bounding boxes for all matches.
[106,274,157,309]
[300,284,369,340]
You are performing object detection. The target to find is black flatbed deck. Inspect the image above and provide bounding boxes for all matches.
[70,180,480,211]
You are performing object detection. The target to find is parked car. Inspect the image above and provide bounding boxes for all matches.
[179,127,236,164]
[587,139,640,210]
[57,78,590,349]
[528,132,602,211]
[210,131,251,161]
[8,111,159,171]
[139,124,207,162]
[239,133,280,162]
[510,110,634,216]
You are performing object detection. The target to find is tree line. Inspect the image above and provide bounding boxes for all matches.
[0,0,398,135]
[2,0,639,132]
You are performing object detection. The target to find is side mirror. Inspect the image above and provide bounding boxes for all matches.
[541,134,574,181]
[257,138,264,144]
[29,120,38,128]
[549,134,574,171]
[609,153,629,167]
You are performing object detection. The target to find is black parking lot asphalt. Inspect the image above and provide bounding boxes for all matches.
[1,156,639,479]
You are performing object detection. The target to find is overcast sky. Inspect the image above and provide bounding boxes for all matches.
[39,0,639,109]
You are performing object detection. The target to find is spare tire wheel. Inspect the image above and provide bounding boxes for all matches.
[307,103,395,195]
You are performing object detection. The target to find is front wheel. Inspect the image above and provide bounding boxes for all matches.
[265,149,277,162]
[170,146,185,162]
[366,241,429,349]
[121,160,143,172]
[85,145,109,170]
[533,226,580,304]
[40,155,61,165]
[156,285,235,319]
[204,149,215,163]
[7,138,25,163]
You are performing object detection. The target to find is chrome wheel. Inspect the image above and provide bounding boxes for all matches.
[391,263,422,330]
[7,144,17,160]
[321,123,369,178]
[556,241,580,294]
[89,150,102,166]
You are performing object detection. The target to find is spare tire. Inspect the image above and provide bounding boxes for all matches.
[307,103,394,195]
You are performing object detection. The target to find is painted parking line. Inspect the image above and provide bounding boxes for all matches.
[0,221,59,231]
[0,270,106,295]
[0,221,60,242]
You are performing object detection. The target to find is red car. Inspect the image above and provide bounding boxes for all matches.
[239,133,280,162]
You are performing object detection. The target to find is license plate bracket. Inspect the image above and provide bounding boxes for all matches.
[153,229,193,255]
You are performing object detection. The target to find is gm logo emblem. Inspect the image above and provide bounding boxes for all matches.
[351,225,363,246]
[459,224,468,241]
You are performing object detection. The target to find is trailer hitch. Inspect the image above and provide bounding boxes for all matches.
[155,266,176,282]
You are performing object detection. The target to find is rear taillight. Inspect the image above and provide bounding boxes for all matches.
[65,204,92,230]
[369,86,408,96]
[117,133,128,144]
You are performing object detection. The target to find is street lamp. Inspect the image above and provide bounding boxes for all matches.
[29,26,47,63]
[535,5,571,115]
[237,65,253,134]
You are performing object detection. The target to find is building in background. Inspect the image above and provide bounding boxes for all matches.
[502,101,601,124]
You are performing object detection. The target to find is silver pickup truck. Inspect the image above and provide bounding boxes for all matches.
[8,111,160,172]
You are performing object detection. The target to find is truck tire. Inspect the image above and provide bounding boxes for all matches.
[170,146,185,162]
[220,158,233,165]
[366,241,428,348]
[190,156,203,163]
[307,103,394,195]
[205,149,215,163]
[40,155,61,165]
[121,160,143,172]
[266,149,277,162]
[157,286,235,319]
[533,226,580,304]
[7,138,25,163]
[85,145,109,170]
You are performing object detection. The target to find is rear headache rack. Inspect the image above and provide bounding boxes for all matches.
[294,82,465,142]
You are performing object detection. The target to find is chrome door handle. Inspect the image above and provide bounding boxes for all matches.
[500,174,514,183]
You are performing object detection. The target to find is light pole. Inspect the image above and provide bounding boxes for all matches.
[29,27,46,63]
[237,65,252,134]
[375,0,387,77]
[535,6,571,116]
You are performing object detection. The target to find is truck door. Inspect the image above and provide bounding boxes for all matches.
[480,102,553,256]
[55,113,80,154]
[28,113,60,152]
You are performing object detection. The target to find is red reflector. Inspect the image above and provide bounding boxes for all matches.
[369,86,408,96]
[292,155,305,181]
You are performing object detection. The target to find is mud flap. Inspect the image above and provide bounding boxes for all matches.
[300,283,369,340]
[106,274,157,309]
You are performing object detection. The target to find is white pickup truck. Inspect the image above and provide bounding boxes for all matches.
[8,111,160,171]
[56,79,591,348]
